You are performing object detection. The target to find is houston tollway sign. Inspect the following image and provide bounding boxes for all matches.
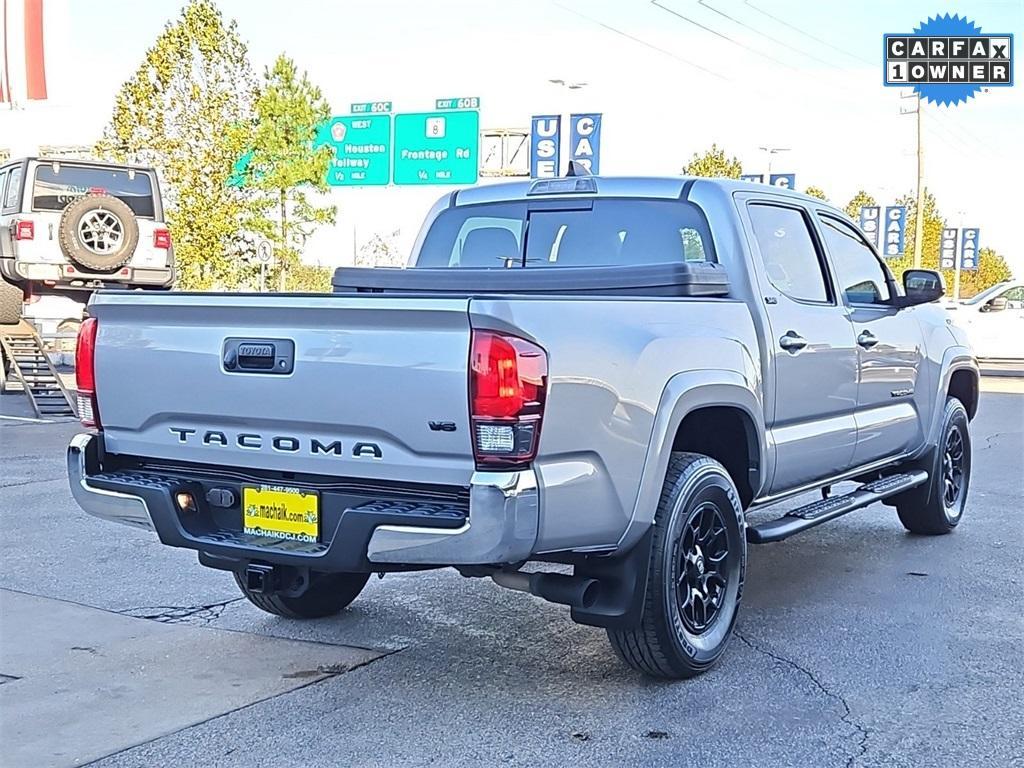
[316,106,479,187]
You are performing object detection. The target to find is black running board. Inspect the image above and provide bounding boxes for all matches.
[747,471,929,544]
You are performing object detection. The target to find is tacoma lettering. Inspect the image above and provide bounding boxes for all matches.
[166,428,371,458]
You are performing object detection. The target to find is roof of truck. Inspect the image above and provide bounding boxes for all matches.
[453,175,828,207]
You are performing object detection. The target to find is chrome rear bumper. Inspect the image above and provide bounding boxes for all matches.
[67,433,155,531]
[366,468,538,564]
[67,433,539,566]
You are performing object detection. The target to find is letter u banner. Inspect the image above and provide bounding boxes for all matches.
[530,115,561,178]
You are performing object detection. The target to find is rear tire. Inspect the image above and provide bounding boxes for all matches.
[0,275,22,325]
[895,397,971,535]
[607,452,746,679]
[233,570,370,619]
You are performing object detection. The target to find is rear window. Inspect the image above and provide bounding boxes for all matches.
[415,199,713,268]
[32,164,156,218]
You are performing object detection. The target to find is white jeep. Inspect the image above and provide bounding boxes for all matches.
[0,157,174,325]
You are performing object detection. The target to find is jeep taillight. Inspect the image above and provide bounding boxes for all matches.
[469,330,548,468]
[75,317,100,428]
[153,228,171,249]
[14,220,34,240]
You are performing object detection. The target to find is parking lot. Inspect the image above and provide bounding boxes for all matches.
[1,382,1022,768]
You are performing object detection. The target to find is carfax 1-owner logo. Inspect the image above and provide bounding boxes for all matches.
[884,14,1013,105]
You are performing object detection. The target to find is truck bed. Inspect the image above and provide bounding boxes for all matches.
[86,287,757,552]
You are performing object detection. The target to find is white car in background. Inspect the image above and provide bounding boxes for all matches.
[947,281,1024,362]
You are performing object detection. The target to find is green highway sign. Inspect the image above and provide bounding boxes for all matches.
[435,96,480,110]
[350,101,392,114]
[315,115,391,186]
[393,110,479,185]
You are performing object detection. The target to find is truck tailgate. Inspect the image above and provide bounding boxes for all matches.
[88,292,475,486]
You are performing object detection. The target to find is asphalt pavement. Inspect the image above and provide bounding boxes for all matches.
[1,386,1022,767]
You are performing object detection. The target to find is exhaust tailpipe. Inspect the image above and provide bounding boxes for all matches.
[491,570,599,610]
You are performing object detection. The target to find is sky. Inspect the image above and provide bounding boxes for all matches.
[2,0,1022,271]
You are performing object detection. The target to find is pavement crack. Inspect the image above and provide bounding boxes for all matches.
[979,431,1011,451]
[0,475,67,489]
[117,597,244,625]
[734,629,869,767]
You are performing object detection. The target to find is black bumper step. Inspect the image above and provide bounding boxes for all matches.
[85,467,469,569]
[747,470,929,544]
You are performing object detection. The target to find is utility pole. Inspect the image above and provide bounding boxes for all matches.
[952,209,965,302]
[759,146,790,178]
[901,92,925,268]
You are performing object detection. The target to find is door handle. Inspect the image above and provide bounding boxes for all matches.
[779,332,807,352]
[857,330,879,349]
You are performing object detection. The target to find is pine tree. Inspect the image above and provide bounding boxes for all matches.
[248,55,336,291]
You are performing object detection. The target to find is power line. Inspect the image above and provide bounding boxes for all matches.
[742,0,874,65]
[551,2,728,81]
[929,107,994,156]
[738,1,993,157]
[697,0,836,68]
[650,0,795,69]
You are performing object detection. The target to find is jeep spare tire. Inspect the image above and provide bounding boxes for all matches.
[58,194,139,272]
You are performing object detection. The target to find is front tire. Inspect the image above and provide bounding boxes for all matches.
[234,570,370,619]
[895,397,971,535]
[608,452,746,679]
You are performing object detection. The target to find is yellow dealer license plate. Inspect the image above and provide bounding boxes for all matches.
[242,485,319,542]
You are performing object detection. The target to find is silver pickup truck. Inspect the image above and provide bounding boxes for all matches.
[67,175,978,679]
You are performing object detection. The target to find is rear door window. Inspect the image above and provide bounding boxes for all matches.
[748,203,832,304]
[32,164,156,218]
[415,199,714,268]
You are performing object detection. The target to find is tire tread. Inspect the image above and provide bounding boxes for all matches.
[0,275,22,326]
[896,397,970,535]
[233,571,369,619]
[608,451,742,679]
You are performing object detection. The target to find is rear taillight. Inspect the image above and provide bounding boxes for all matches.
[75,317,100,428]
[14,220,34,240]
[470,331,548,468]
[153,228,171,249]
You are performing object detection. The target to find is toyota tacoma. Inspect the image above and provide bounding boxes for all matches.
[67,175,978,679]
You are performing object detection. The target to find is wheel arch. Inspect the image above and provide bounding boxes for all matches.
[617,370,766,553]
[948,367,979,420]
[913,347,977,465]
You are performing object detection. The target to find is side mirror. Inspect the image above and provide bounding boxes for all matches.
[981,297,1008,313]
[897,269,945,308]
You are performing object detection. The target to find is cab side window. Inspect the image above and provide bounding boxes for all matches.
[819,214,891,305]
[748,203,831,303]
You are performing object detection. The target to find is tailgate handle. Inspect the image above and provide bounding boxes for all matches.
[223,338,295,375]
